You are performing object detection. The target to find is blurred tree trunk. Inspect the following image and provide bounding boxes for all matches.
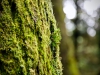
[0,0,62,75]
[51,0,80,75]
[97,13,100,75]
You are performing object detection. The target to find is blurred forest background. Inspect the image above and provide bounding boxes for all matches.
[51,0,100,75]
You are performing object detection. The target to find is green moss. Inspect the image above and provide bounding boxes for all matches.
[0,0,62,75]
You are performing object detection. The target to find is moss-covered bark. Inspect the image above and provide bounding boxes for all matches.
[0,0,62,75]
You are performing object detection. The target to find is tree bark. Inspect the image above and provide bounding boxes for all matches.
[0,0,62,75]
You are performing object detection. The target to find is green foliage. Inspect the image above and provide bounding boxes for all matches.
[0,0,62,75]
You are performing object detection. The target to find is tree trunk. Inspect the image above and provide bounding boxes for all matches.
[0,0,62,75]
[51,0,80,75]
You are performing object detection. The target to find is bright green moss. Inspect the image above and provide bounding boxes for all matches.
[0,0,62,75]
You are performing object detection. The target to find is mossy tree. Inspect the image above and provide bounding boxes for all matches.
[0,0,62,75]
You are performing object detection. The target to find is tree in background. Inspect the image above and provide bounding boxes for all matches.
[52,0,100,75]
[51,0,80,75]
[0,0,62,75]
[62,0,100,75]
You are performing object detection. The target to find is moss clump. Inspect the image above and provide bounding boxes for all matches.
[0,0,62,75]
